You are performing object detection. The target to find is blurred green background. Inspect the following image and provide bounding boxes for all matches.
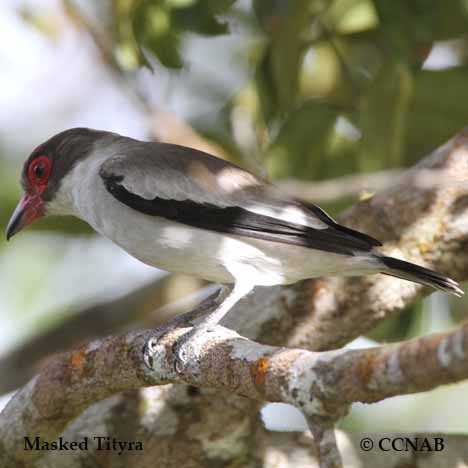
[0,0,467,433]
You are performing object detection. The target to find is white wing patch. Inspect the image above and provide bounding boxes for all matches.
[245,203,328,229]
[215,167,260,193]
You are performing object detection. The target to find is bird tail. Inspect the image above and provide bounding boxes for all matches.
[379,256,464,297]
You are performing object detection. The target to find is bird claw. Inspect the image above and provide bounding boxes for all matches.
[172,342,190,374]
[143,325,209,374]
[172,325,210,374]
[143,337,158,370]
[142,328,167,370]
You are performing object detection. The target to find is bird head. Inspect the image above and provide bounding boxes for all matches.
[6,128,107,240]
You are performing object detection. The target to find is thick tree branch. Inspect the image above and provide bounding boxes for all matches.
[1,317,468,466]
[277,166,467,204]
[0,277,164,395]
[0,275,208,395]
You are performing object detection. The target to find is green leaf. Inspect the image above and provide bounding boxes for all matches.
[171,6,229,35]
[171,0,236,35]
[406,66,468,162]
[267,102,339,179]
[359,62,413,170]
[130,0,236,68]
[132,1,183,68]
[372,0,468,63]
[254,0,313,119]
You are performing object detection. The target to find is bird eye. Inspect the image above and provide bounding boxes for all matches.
[28,155,52,186]
[33,163,45,178]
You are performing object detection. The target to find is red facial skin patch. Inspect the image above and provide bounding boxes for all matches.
[6,155,52,239]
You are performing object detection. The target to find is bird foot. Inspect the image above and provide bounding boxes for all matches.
[172,324,212,374]
[143,327,168,370]
[143,324,212,375]
[143,285,233,374]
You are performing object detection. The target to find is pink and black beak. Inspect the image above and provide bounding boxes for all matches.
[6,193,44,240]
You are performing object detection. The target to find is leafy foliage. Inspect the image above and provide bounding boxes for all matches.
[113,0,236,68]
[107,0,468,187]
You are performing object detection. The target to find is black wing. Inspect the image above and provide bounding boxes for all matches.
[299,199,382,250]
[102,177,381,257]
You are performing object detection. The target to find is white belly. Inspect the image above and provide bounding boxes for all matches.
[84,191,377,285]
[85,188,290,284]
[94,201,372,285]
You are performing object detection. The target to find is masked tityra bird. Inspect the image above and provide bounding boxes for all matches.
[6,128,463,366]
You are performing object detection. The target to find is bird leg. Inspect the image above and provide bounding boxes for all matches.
[143,286,230,370]
[172,282,252,372]
[143,282,252,373]
[166,285,234,329]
